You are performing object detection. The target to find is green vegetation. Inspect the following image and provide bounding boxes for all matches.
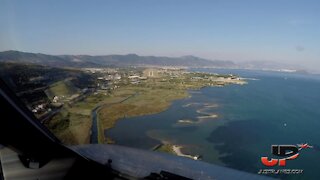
[45,68,246,145]
[99,86,188,130]
[45,79,79,100]
[46,109,70,133]
[45,93,108,144]
[45,107,92,145]
[155,144,175,154]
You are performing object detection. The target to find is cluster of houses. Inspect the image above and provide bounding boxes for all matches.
[82,68,118,74]
[92,67,236,91]
[128,75,147,84]
[31,103,50,114]
[97,74,121,81]
[97,74,122,90]
[142,68,185,77]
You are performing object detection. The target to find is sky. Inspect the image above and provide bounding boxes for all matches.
[0,0,320,70]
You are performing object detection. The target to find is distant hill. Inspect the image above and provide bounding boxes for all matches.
[0,51,98,67]
[236,60,308,73]
[0,50,235,68]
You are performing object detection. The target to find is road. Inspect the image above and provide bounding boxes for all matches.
[90,92,138,143]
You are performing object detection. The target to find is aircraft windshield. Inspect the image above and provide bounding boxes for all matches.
[1,1,320,179]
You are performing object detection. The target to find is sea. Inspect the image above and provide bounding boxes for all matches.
[105,69,320,180]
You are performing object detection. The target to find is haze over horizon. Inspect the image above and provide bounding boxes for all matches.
[1,0,320,71]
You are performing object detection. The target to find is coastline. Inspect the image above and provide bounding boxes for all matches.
[172,145,197,159]
[99,87,190,143]
[94,72,246,144]
[154,142,201,160]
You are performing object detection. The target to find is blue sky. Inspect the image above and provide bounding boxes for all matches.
[1,0,319,69]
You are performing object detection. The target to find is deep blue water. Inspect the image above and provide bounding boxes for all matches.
[106,69,320,180]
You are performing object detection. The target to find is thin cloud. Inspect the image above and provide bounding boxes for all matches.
[295,45,305,52]
[288,19,310,26]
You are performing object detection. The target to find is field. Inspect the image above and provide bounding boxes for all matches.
[45,79,79,100]
[99,86,188,129]
[45,93,110,144]
[97,77,209,143]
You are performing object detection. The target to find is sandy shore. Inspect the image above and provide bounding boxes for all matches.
[240,77,259,81]
[177,119,195,124]
[176,114,218,125]
[155,140,200,160]
[182,102,202,107]
[177,103,219,125]
[172,145,199,160]
[197,114,218,119]
[196,109,217,115]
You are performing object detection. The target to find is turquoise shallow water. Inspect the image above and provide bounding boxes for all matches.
[106,69,320,179]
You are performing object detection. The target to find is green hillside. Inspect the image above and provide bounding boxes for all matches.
[45,79,79,100]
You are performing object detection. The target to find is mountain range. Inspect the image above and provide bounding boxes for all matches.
[0,50,308,73]
[0,50,234,68]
